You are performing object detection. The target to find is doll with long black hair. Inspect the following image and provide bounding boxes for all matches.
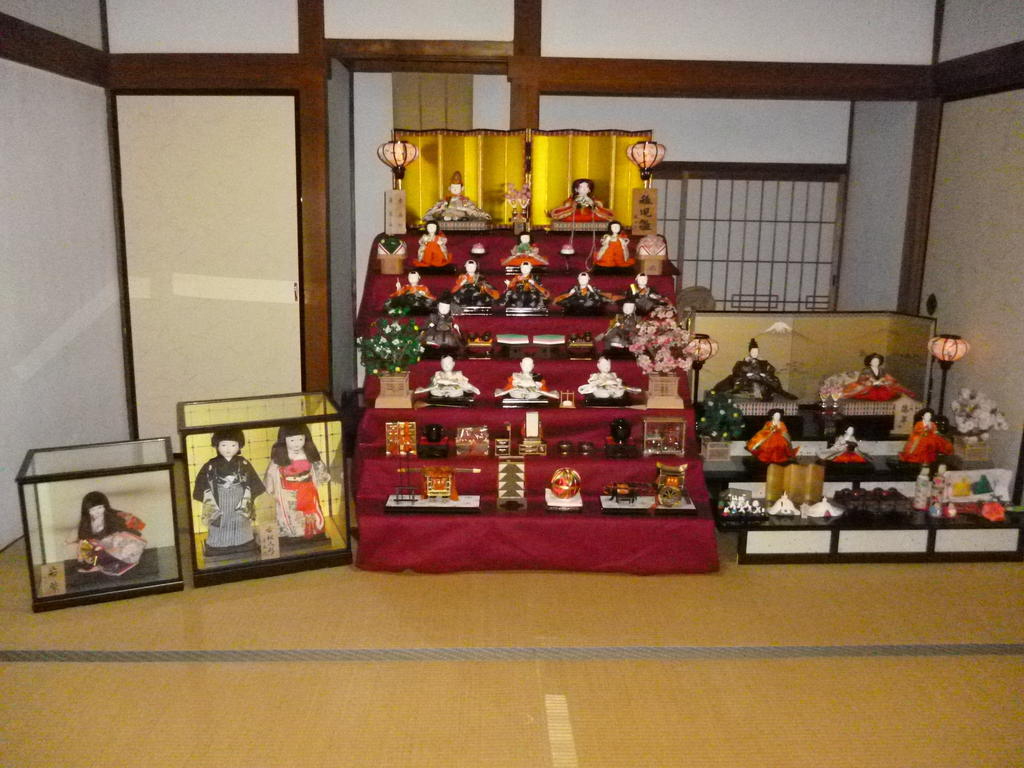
[264,424,330,539]
[71,491,147,576]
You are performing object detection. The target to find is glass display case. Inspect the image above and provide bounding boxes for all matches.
[178,392,351,587]
[16,438,184,612]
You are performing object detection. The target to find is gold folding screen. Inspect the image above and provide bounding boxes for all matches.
[396,129,528,227]
[530,130,649,228]
[393,129,649,228]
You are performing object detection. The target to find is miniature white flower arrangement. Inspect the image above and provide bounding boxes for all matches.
[950,387,1009,442]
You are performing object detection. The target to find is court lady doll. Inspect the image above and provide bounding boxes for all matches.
[410,221,451,268]
[192,428,265,551]
[264,424,331,540]
[745,409,798,464]
[594,220,635,268]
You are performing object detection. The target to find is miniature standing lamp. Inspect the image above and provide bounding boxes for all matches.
[686,333,719,403]
[626,140,666,236]
[929,334,969,417]
[377,139,419,235]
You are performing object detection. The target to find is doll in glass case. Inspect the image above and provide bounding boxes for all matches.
[70,491,147,576]
[502,262,550,310]
[384,271,437,315]
[624,273,668,315]
[450,259,500,308]
[501,232,548,268]
[420,297,463,357]
[264,424,331,540]
[410,221,452,269]
[192,428,265,553]
[553,272,616,315]
[593,220,636,268]
[423,171,492,223]
[550,178,615,223]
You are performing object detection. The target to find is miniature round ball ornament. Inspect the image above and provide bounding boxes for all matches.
[636,234,668,260]
[549,467,582,500]
[470,242,486,256]
[560,243,575,256]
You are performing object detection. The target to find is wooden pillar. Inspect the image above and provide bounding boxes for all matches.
[897,98,942,315]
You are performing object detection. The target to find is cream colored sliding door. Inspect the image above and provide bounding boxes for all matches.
[116,96,302,445]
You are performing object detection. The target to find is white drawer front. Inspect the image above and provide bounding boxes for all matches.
[934,529,1020,553]
[838,529,929,553]
[745,530,832,554]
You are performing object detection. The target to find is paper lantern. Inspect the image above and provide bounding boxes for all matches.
[626,141,667,187]
[377,140,419,189]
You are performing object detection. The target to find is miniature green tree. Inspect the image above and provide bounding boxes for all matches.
[698,390,745,440]
[356,317,423,375]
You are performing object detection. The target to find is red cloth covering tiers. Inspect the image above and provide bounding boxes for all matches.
[357,513,719,574]
[355,231,718,574]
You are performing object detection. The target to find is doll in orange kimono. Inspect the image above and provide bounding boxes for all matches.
[745,410,798,464]
[898,409,953,464]
[410,221,451,268]
[384,271,437,314]
[450,259,500,307]
[550,178,615,223]
[594,221,636,268]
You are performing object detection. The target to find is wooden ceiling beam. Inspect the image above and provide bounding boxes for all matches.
[0,11,106,86]
[108,54,315,89]
[328,39,511,67]
[933,40,1024,101]
[511,56,934,101]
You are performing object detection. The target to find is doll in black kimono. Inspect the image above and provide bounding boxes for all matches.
[192,428,265,553]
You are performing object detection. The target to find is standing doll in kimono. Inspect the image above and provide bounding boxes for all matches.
[192,428,265,553]
[265,424,331,539]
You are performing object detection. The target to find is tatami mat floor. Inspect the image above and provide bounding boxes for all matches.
[2,533,1022,766]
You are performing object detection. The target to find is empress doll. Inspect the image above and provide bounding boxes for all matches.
[264,424,331,539]
[550,178,615,223]
[192,428,265,551]
[71,491,147,576]
[841,353,916,401]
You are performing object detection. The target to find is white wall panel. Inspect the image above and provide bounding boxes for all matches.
[921,90,1024,481]
[542,0,934,63]
[541,96,850,164]
[326,0,513,40]
[473,75,511,130]
[838,102,916,311]
[0,0,103,48]
[0,60,127,548]
[940,0,1024,61]
[107,0,298,53]
[116,96,302,444]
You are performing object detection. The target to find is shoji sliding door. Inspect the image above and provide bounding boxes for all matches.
[116,95,302,445]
